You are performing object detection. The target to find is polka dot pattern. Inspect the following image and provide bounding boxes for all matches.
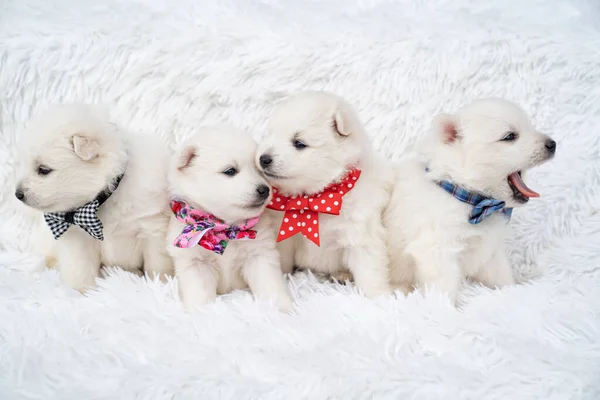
[266,169,361,246]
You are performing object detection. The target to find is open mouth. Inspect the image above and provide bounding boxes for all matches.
[507,171,540,204]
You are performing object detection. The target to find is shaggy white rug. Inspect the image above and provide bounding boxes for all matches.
[1,0,600,398]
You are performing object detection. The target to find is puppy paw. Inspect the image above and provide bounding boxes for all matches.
[274,293,294,313]
[363,284,394,299]
[62,274,97,294]
[418,282,458,306]
[74,286,92,294]
[291,266,306,274]
[182,291,216,313]
[130,268,145,277]
[253,292,294,312]
[392,282,412,296]
[146,270,171,282]
[446,291,458,307]
[329,270,354,284]
[45,255,59,270]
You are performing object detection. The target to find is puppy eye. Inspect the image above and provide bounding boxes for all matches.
[223,167,238,177]
[501,132,518,142]
[293,139,307,150]
[37,166,53,176]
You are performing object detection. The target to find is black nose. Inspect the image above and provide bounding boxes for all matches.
[15,189,24,201]
[545,139,557,153]
[256,185,270,200]
[259,154,273,169]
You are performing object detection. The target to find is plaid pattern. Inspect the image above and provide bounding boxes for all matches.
[44,174,124,240]
[427,169,512,224]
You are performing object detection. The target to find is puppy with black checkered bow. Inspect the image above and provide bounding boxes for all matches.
[15,104,173,292]
[384,98,556,305]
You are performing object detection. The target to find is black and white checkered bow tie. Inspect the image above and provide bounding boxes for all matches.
[44,174,124,241]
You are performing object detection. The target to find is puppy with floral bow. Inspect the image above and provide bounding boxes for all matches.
[167,125,292,313]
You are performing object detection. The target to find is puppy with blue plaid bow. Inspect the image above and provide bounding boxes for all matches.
[15,104,174,292]
[384,98,556,305]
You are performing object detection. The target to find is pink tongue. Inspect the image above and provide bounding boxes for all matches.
[508,172,540,198]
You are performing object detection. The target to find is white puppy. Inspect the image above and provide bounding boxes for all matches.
[15,104,173,292]
[384,98,557,304]
[166,125,293,313]
[256,91,393,298]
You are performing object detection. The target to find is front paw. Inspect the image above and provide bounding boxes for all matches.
[45,255,59,270]
[329,270,354,285]
[363,284,394,299]
[392,282,413,296]
[182,290,217,313]
[418,282,458,306]
[275,293,294,313]
[146,270,172,283]
[62,272,97,294]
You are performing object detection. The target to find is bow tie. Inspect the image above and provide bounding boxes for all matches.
[44,174,124,240]
[433,176,512,224]
[267,168,361,246]
[170,199,259,255]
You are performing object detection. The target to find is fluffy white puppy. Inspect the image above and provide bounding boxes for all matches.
[166,125,293,313]
[15,104,173,292]
[384,98,557,304]
[256,91,394,298]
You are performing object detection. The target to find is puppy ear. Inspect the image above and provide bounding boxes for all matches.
[176,145,196,171]
[433,113,459,144]
[333,110,352,137]
[71,134,100,161]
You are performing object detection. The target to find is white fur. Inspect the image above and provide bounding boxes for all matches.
[167,125,292,313]
[15,104,173,292]
[257,91,394,298]
[1,1,598,397]
[385,98,556,304]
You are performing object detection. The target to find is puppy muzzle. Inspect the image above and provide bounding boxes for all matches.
[15,188,25,202]
[259,154,273,170]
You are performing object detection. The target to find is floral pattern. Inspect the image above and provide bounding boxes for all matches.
[170,199,259,255]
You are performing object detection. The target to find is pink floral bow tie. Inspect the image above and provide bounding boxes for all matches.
[170,199,259,255]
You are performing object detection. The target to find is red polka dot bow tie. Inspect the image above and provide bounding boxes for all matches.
[267,168,361,246]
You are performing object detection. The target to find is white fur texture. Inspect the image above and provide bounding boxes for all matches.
[385,99,556,304]
[167,126,292,312]
[15,104,173,292]
[1,0,599,398]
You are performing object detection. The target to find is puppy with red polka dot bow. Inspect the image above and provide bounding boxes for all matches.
[256,91,394,298]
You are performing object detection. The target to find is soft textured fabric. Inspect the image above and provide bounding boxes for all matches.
[170,199,258,255]
[267,169,361,246]
[1,0,599,399]
[432,176,513,224]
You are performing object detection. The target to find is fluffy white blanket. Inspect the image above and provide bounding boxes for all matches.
[1,0,599,398]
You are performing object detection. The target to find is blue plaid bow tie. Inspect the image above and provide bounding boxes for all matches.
[427,168,512,224]
[44,174,124,240]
